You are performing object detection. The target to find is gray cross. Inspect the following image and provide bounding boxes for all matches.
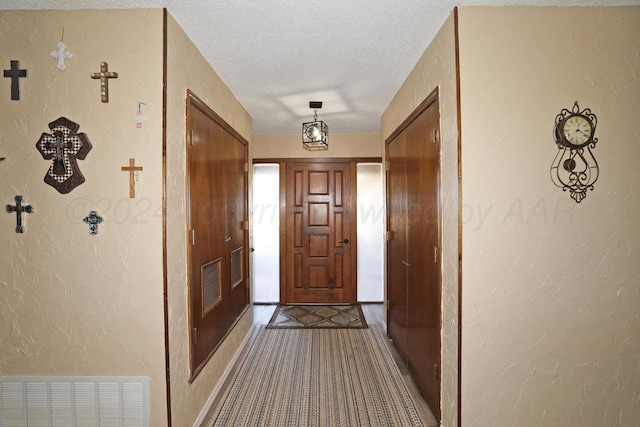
[83,211,103,235]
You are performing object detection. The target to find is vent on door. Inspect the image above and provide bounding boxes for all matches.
[202,258,222,315]
[0,376,148,427]
[230,247,244,287]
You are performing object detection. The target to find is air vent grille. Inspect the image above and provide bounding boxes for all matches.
[0,376,148,427]
[202,258,222,315]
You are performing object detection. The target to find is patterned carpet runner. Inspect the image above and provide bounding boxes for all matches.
[266,304,368,329]
[205,325,428,426]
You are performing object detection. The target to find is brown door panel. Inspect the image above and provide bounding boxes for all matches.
[387,131,409,362]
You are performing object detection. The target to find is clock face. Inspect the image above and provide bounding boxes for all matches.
[561,114,593,148]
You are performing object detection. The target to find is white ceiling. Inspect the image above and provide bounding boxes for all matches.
[2,0,638,134]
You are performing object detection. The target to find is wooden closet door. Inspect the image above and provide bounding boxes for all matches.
[187,103,228,372]
[386,91,441,421]
[405,99,441,421]
[186,92,249,379]
[223,131,249,318]
[386,133,409,361]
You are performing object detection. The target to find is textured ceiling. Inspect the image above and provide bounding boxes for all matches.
[2,0,639,134]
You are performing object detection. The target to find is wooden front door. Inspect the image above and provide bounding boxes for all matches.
[386,90,442,420]
[284,161,354,304]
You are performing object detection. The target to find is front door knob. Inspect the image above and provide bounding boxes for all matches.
[341,238,349,244]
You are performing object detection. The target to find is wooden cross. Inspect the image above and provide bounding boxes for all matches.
[51,41,73,71]
[90,62,118,103]
[6,195,33,233]
[121,158,143,198]
[3,60,27,100]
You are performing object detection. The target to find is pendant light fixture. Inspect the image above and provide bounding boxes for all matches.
[302,101,328,151]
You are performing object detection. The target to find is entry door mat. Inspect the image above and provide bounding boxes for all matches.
[266,304,368,329]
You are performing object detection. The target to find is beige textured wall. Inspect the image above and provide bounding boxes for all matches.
[165,13,254,427]
[0,9,167,426]
[253,133,381,159]
[458,6,640,426]
[381,12,459,426]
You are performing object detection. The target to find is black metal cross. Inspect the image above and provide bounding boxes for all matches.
[6,195,33,233]
[47,130,72,176]
[51,131,70,161]
[3,60,27,101]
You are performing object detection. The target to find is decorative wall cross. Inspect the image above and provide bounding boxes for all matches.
[121,158,143,198]
[51,41,73,71]
[90,62,118,103]
[6,195,33,233]
[83,211,103,235]
[36,117,92,194]
[3,60,27,100]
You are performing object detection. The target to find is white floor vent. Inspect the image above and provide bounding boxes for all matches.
[0,376,149,427]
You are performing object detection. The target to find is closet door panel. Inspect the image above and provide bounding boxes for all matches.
[386,132,409,362]
[406,101,441,420]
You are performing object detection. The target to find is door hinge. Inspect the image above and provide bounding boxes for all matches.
[434,246,438,263]
[242,220,249,230]
[385,161,390,171]
[386,231,394,241]
[191,229,195,246]
[192,328,198,344]
[189,130,194,146]
[244,162,249,173]
[432,127,439,144]
[434,364,440,382]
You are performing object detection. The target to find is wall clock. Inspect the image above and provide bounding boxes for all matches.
[550,101,599,203]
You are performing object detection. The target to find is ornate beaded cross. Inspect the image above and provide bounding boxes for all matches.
[36,117,92,194]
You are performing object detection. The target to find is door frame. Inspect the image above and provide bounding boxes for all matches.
[253,157,381,304]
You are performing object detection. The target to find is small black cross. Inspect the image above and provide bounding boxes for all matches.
[3,60,27,101]
[6,195,33,233]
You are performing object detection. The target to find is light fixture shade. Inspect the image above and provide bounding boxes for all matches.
[302,120,328,151]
